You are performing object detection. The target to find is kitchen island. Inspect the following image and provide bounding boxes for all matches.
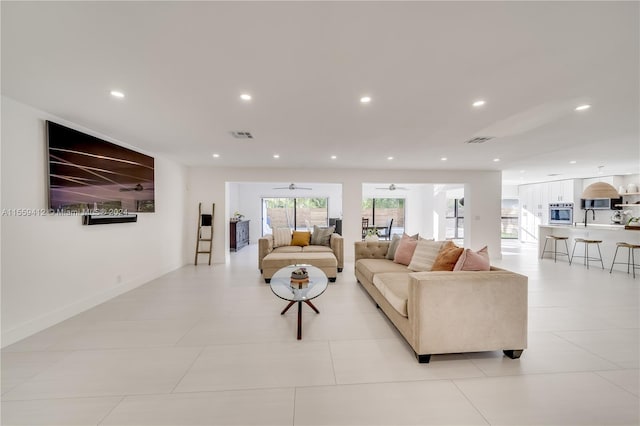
[539,224,640,271]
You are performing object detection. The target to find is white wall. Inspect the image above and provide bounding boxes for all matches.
[226,182,343,243]
[1,97,188,346]
[187,167,503,263]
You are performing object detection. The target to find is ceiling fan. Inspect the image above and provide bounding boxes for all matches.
[272,183,312,190]
[119,183,145,192]
[376,184,408,191]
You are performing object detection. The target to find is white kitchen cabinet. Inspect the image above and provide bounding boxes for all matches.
[549,179,578,203]
[519,179,580,242]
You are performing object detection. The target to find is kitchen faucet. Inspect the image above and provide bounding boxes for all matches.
[583,208,595,227]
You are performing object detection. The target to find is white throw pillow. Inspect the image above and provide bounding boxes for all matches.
[408,240,446,271]
[273,228,292,248]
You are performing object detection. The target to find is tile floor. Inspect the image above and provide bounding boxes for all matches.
[2,241,639,425]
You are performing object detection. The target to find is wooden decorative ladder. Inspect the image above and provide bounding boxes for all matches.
[194,203,214,265]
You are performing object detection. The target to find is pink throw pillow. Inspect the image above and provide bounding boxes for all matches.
[394,237,419,266]
[453,246,490,271]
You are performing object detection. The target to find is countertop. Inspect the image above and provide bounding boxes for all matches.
[541,223,626,229]
[539,224,640,233]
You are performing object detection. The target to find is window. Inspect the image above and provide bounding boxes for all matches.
[501,198,519,239]
[361,198,405,233]
[262,197,328,235]
[445,198,464,239]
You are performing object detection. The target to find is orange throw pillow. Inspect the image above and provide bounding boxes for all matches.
[431,242,464,271]
[290,231,311,247]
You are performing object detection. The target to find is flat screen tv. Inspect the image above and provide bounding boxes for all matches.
[46,121,155,213]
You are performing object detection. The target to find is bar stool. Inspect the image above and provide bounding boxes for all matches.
[541,236,570,263]
[609,242,640,278]
[570,238,604,269]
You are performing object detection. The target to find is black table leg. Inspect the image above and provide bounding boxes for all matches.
[281,300,320,340]
[305,300,320,314]
[297,301,302,340]
[281,301,295,315]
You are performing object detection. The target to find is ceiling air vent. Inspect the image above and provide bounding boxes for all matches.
[230,131,253,139]
[464,136,494,144]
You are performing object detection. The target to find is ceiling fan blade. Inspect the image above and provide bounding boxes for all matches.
[272,183,312,190]
[374,184,408,191]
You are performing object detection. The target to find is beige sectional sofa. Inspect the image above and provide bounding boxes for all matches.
[259,233,344,283]
[355,240,528,363]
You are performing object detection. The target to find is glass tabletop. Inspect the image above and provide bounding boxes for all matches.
[269,264,328,302]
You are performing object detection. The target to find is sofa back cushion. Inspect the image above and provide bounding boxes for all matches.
[291,231,311,247]
[408,239,446,271]
[273,228,292,248]
[454,246,490,271]
[431,241,464,271]
[310,225,335,246]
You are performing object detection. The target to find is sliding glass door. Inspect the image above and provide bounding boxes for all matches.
[262,197,328,235]
[445,198,464,239]
[361,198,405,233]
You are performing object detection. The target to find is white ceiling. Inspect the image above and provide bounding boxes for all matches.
[2,1,639,185]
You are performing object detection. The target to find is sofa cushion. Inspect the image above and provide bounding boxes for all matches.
[291,231,311,246]
[372,273,410,318]
[408,240,446,271]
[273,228,292,248]
[356,258,410,284]
[394,238,419,266]
[385,235,402,260]
[302,245,333,253]
[454,246,490,271]
[431,241,464,271]
[263,252,337,269]
[272,246,303,254]
[310,225,335,246]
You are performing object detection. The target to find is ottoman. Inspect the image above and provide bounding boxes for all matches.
[262,252,338,283]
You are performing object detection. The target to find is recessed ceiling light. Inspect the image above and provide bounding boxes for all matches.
[273,154,280,159]
[240,93,252,101]
[360,96,372,103]
[472,100,486,107]
[330,155,337,160]
[493,158,500,162]
[575,104,591,111]
[440,157,448,161]
[212,154,220,158]
[569,160,577,164]
[387,156,394,160]
[520,170,525,173]
[110,90,125,98]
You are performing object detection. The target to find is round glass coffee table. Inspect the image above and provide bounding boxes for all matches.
[269,264,328,340]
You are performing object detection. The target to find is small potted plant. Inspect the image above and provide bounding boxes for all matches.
[232,211,244,222]
[627,216,640,229]
[364,228,379,241]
